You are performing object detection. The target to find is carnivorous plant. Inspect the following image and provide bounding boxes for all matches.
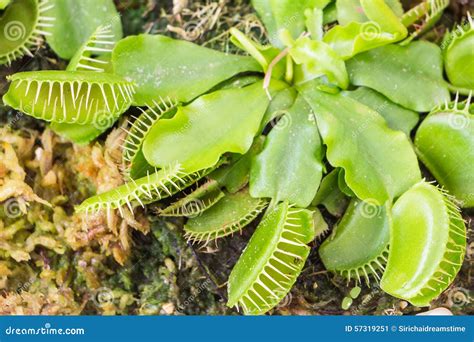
[1,0,471,315]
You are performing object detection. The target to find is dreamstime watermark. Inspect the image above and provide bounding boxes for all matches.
[358,198,381,219]
[351,117,371,138]
[440,17,471,50]
[448,113,470,130]
[3,198,23,218]
[5,323,85,336]
[177,279,212,312]
[4,20,26,42]
[0,274,38,302]
[276,292,293,309]
[267,13,302,44]
[360,21,382,41]
[92,287,114,307]
[448,287,471,307]
[351,286,383,315]
[270,110,292,130]
[8,110,24,128]
[183,21,203,41]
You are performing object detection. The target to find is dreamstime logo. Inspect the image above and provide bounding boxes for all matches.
[4,21,26,42]
[181,199,205,218]
[440,17,470,50]
[276,292,292,309]
[8,110,24,128]
[271,110,292,130]
[183,21,203,41]
[448,113,470,130]
[358,198,381,218]
[3,198,23,218]
[92,287,114,306]
[177,279,211,312]
[92,110,117,131]
[448,287,471,307]
[360,21,381,41]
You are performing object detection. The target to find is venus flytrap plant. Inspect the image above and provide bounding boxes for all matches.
[48,25,123,144]
[3,71,135,124]
[250,95,324,208]
[1,0,470,315]
[184,188,268,245]
[75,163,217,218]
[122,98,178,179]
[227,202,315,315]
[83,0,468,313]
[0,0,54,65]
[415,95,474,208]
[323,0,408,60]
[399,0,449,45]
[44,0,122,60]
[142,81,281,174]
[319,198,390,284]
[443,13,474,90]
[300,84,421,204]
[66,24,116,73]
[158,179,224,218]
[380,182,466,306]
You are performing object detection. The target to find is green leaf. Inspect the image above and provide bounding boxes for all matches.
[112,34,262,106]
[337,169,355,197]
[49,121,109,145]
[300,83,421,203]
[2,71,134,125]
[287,36,349,88]
[325,0,407,60]
[210,137,265,194]
[184,188,268,243]
[336,0,403,25]
[323,2,337,24]
[305,8,324,41]
[346,41,450,112]
[159,179,224,218]
[229,28,285,76]
[0,0,11,10]
[45,0,122,59]
[444,19,474,89]
[0,0,50,65]
[66,24,115,73]
[260,87,297,130]
[251,0,330,48]
[142,81,273,173]
[415,100,474,208]
[227,202,315,315]
[399,0,448,45]
[250,95,324,207]
[359,0,406,34]
[319,198,390,283]
[342,87,419,135]
[380,182,466,306]
[312,169,349,217]
[323,21,403,60]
